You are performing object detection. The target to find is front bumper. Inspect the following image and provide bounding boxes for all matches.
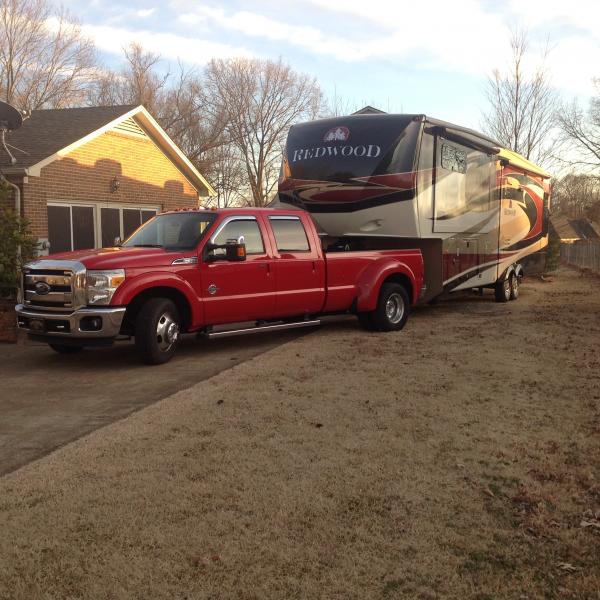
[15,304,126,340]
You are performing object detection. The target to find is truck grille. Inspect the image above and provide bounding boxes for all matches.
[22,260,86,312]
[24,269,74,310]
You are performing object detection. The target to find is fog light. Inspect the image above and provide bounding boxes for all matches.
[80,316,102,331]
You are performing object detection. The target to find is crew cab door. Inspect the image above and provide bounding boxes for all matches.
[266,215,326,317]
[200,216,275,324]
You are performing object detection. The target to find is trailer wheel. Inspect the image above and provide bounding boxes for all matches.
[49,343,83,354]
[135,298,180,365]
[365,282,410,332]
[509,274,519,300]
[494,276,511,303]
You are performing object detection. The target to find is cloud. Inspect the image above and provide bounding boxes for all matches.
[175,0,598,97]
[135,8,156,19]
[177,1,511,75]
[179,6,372,61]
[79,22,253,64]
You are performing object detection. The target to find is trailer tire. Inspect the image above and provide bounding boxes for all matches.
[509,273,519,300]
[135,298,180,365]
[494,276,511,303]
[367,282,410,332]
[49,343,83,354]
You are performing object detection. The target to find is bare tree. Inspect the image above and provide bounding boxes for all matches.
[0,0,95,110]
[556,78,600,170]
[323,86,359,117]
[482,29,557,164]
[88,44,229,177]
[205,58,323,206]
[87,43,167,111]
[551,173,600,218]
[159,66,228,168]
[203,143,249,208]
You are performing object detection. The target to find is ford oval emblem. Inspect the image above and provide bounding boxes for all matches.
[34,281,51,295]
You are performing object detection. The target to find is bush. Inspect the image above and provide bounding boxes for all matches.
[544,222,561,273]
[0,184,38,298]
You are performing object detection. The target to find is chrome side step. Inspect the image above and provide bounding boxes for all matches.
[206,319,321,339]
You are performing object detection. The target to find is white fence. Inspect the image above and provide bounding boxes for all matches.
[561,241,600,273]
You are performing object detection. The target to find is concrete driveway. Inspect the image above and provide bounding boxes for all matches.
[0,329,307,476]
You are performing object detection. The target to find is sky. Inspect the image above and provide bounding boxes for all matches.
[62,0,599,131]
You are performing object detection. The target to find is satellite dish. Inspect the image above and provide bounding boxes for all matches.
[0,100,24,131]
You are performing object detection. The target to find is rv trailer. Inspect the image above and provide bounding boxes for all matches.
[275,113,551,303]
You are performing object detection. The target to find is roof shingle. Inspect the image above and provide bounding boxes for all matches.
[0,105,137,169]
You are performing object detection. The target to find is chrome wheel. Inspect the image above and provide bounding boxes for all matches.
[385,292,405,324]
[156,311,179,352]
[510,275,519,300]
[503,278,511,301]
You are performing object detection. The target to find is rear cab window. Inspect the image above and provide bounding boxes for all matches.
[268,216,311,253]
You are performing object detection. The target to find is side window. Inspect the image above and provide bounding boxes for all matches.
[269,217,311,252]
[213,219,265,255]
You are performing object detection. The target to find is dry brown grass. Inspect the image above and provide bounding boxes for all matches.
[0,267,599,600]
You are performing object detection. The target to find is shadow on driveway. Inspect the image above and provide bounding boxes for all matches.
[0,329,312,476]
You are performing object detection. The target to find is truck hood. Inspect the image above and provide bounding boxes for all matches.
[45,246,188,270]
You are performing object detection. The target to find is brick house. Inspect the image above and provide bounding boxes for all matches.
[0,105,215,254]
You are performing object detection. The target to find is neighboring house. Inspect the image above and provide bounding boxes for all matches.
[550,214,600,244]
[0,105,215,254]
[352,105,387,115]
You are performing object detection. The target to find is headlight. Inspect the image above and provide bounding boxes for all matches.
[86,269,126,305]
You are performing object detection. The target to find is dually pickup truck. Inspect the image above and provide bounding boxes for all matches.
[16,208,424,364]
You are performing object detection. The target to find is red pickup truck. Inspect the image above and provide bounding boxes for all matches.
[16,208,424,364]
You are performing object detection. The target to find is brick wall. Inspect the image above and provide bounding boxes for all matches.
[22,130,200,238]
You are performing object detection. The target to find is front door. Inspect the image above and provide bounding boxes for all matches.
[201,216,275,324]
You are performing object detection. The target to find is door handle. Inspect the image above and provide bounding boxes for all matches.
[258,263,270,272]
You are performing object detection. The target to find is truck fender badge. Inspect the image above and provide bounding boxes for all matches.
[208,284,218,295]
[34,281,51,295]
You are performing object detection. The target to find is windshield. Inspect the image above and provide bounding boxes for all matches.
[122,212,216,251]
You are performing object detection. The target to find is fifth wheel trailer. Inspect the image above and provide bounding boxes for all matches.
[274,113,551,302]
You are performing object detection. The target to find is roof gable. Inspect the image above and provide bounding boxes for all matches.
[0,104,215,196]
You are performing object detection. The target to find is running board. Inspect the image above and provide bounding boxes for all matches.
[206,319,321,339]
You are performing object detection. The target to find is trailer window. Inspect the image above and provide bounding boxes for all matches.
[269,217,310,252]
[434,141,495,232]
[441,144,466,173]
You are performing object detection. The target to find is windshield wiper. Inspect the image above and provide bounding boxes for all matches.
[131,244,164,248]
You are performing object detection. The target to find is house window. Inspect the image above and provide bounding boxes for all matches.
[47,202,158,252]
[48,204,95,252]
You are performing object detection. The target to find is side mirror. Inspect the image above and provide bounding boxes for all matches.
[205,241,247,262]
[114,236,122,246]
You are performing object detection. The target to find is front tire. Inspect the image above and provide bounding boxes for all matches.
[49,343,83,354]
[359,283,410,332]
[135,298,181,365]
